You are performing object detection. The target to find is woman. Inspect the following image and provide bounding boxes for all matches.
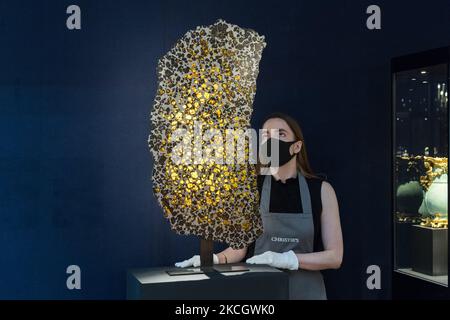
[175,112,343,300]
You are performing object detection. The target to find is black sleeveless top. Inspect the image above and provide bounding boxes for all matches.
[244,174,325,260]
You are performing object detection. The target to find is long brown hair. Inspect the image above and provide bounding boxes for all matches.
[258,112,317,179]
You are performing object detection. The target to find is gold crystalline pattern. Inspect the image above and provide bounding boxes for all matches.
[148,20,265,249]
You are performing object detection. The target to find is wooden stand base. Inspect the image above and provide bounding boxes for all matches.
[200,238,214,269]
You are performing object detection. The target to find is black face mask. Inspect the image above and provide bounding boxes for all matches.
[260,138,297,167]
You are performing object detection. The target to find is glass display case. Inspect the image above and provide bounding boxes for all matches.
[393,47,449,288]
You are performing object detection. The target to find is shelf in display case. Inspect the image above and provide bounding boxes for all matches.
[396,268,448,287]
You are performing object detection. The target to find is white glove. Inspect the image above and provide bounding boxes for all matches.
[175,254,220,268]
[246,250,299,270]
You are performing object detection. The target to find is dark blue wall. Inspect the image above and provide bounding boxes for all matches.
[1,0,450,299]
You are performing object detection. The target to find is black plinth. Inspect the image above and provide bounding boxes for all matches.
[127,263,289,300]
[411,225,448,276]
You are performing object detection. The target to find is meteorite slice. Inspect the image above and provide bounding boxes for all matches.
[148,19,265,249]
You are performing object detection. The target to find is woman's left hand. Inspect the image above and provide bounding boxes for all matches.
[246,250,299,270]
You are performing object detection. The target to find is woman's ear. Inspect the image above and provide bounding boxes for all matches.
[293,140,302,154]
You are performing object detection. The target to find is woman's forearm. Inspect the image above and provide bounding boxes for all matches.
[217,247,247,264]
[296,250,342,271]
[297,181,343,271]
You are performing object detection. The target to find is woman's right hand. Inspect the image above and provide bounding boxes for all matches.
[174,254,220,267]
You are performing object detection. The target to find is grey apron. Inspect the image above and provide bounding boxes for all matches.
[253,172,327,300]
